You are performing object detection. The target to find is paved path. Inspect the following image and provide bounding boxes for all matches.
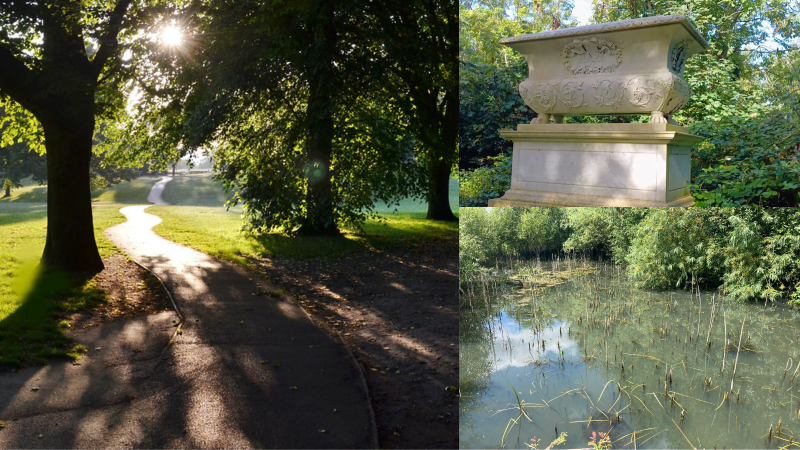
[0,179,376,448]
[146,176,172,205]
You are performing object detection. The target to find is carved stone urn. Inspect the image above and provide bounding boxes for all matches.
[500,15,709,124]
[487,16,709,208]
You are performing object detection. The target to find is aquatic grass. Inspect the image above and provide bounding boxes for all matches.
[461,260,800,449]
[730,315,747,392]
[651,392,696,449]
[505,378,533,423]
[501,413,521,448]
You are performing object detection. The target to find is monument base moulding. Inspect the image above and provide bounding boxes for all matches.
[487,123,702,207]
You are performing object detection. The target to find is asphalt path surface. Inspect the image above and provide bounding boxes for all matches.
[0,178,376,448]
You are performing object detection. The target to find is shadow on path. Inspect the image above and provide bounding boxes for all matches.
[0,181,376,448]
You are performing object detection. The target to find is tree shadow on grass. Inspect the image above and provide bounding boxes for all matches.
[0,186,48,203]
[0,266,99,368]
[243,213,458,260]
[0,203,47,227]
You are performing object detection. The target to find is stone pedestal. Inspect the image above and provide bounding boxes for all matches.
[487,123,702,207]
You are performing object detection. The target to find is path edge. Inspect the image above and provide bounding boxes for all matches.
[284,288,380,449]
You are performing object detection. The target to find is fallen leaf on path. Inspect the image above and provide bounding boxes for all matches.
[290,386,298,390]
[31,387,40,392]
[317,429,326,433]
[272,361,281,367]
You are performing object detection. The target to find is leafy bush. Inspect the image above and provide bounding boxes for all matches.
[563,208,648,263]
[689,98,800,206]
[626,209,727,290]
[459,61,533,169]
[458,152,512,207]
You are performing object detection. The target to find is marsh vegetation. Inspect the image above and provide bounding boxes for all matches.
[460,260,800,449]
[460,208,800,448]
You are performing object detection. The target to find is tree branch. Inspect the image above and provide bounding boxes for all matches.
[0,43,41,114]
[91,0,134,80]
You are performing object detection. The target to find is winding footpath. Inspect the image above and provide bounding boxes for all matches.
[0,177,376,449]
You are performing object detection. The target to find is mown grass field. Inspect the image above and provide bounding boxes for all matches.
[0,178,151,366]
[150,173,459,263]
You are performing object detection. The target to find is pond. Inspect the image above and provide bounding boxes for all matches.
[460,261,800,449]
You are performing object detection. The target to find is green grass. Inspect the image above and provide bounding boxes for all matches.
[151,206,457,263]
[160,173,230,206]
[0,181,141,366]
[371,177,460,213]
[149,174,458,263]
[0,176,159,204]
[0,178,48,203]
[91,176,161,204]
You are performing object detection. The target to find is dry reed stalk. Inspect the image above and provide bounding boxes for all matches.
[721,313,727,375]
[730,316,746,393]
[651,393,696,449]
[705,294,716,348]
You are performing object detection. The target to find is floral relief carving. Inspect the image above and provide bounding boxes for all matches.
[591,80,625,109]
[519,80,585,112]
[669,38,693,75]
[625,75,666,107]
[661,76,692,114]
[562,37,622,75]
[520,80,557,111]
[557,81,585,108]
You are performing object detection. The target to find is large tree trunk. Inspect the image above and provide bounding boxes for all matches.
[425,89,457,221]
[41,116,104,274]
[297,6,339,236]
[426,155,456,221]
[3,185,9,198]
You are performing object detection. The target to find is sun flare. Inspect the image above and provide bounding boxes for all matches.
[160,25,183,47]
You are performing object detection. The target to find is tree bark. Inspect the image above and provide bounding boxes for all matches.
[297,5,339,236]
[40,116,104,274]
[426,154,456,221]
[424,89,457,221]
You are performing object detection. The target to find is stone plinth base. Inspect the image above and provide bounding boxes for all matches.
[489,123,701,207]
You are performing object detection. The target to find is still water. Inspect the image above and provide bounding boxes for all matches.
[460,262,800,449]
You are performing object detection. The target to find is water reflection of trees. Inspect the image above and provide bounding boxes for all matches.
[461,262,800,449]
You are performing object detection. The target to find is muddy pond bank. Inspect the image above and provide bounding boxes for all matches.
[460,261,800,449]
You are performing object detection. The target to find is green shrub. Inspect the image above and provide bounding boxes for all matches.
[458,152,512,207]
[690,95,800,206]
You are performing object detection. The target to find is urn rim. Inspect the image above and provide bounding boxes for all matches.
[499,15,710,51]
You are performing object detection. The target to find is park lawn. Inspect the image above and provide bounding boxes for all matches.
[0,178,149,366]
[159,172,229,206]
[149,173,459,264]
[160,172,459,211]
[0,175,161,204]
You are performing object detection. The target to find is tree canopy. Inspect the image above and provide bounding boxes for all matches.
[100,0,457,235]
[0,0,456,272]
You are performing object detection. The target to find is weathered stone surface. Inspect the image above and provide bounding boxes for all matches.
[502,15,709,124]
[487,123,701,207]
